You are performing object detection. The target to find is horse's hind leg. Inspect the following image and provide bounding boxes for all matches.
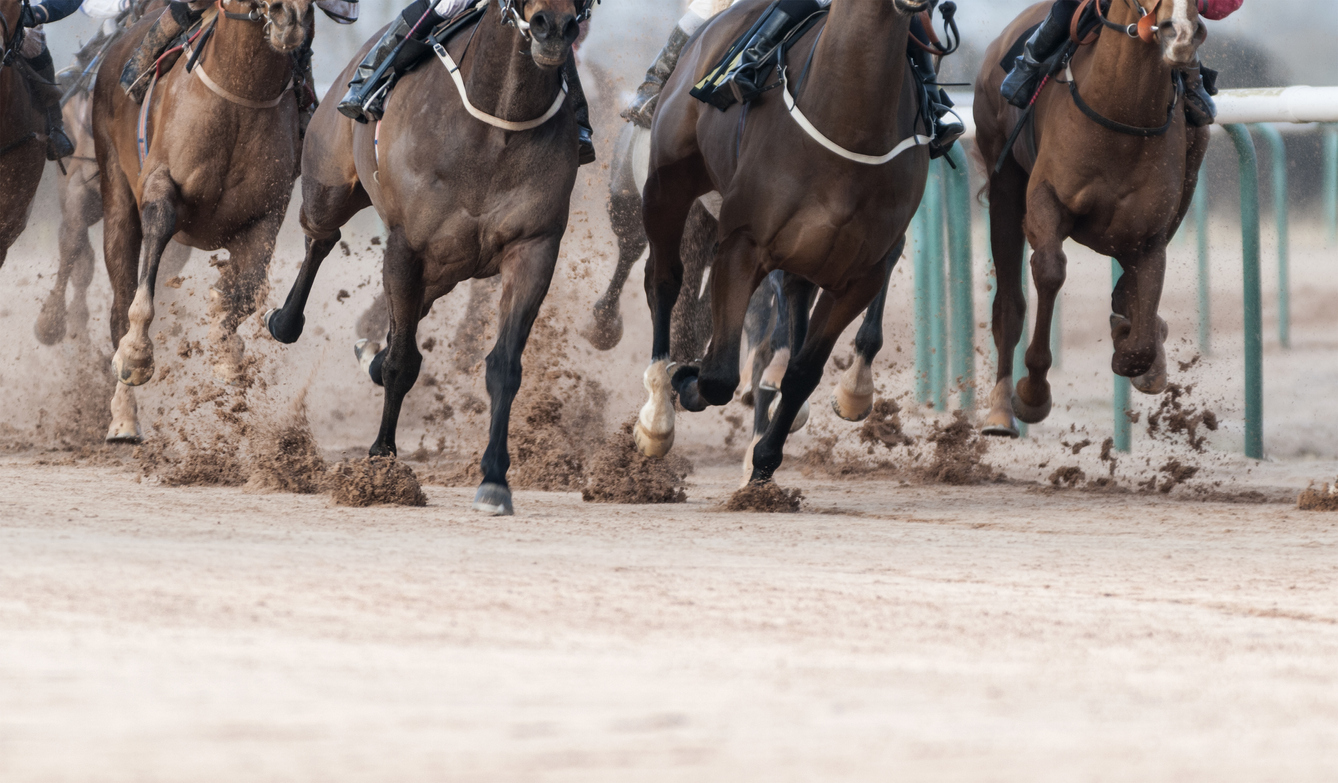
[1016,189,1073,425]
[36,167,100,345]
[982,159,1029,437]
[472,238,562,516]
[749,261,888,484]
[368,229,425,459]
[832,239,903,422]
[671,234,764,413]
[582,188,646,351]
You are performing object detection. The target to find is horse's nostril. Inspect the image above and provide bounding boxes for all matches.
[562,18,579,43]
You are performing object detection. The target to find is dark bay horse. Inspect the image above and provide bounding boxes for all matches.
[635,0,931,485]
[264,0,584,516]
[0,0,46,271]
[975,0,1209,436]
[94,0,312,441]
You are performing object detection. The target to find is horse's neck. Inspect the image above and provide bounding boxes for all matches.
[203,8,292,98]
[460,6,564,121]
[1079,3,1175,126]
[799,2,916,149]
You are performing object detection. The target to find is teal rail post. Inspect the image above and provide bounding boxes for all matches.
[945,144,976,410]
[1324,124,1338,245]
[1254,124,1289,348]
[927,163,947,410]
[1193,183,1211,356]
[1112,260,1132,453]
[1013,244,1029,438]
[913,206,931,404]
[1224,124,1264,460]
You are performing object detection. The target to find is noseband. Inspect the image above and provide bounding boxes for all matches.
[1090,0,1165,44]
[497,0,597,42]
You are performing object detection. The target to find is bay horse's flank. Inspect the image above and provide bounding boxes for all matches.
[93,0,312,441]
[634,0,933,485]
[263,0,584,516]
[975,0,1210,436]
[0,0,47,271]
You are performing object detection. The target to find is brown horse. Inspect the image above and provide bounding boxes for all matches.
[34,85,191,346]
[634,0,932,485]
[0,0,46,270]
[975,0,1209,436]
[264,0,584,516]
[93,0,312,441]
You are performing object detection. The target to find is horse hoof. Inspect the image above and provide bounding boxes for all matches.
[34,299,67,346]
[981,419,1020,438]
[264,308,304,344]
[472,482,514,516]
[741,434,762,488]
[354,339,381,378]
[1132,368,1168,395]
[1012,379,1052,425]
[104,423,143,444]
[634,418,675,458]
[579,313,623,352]
[768,394,810,432]
[830,388,874,422]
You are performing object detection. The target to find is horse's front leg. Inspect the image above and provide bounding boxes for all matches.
[265,230,341,344]
[473,238,561,517]
[672,233,763,413]
[832,239,903,422]
[583,188,647,352]
[749,261,887,485]
[111,172,178,386]
[1016,190,1074,425]
[214,216,280,383]
[368,229,426,459]
[36,166,100,346]
[983,157,1030,437]
[1112,248,1169,395]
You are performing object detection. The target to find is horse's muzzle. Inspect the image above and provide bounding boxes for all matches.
[528,9,577,68]
[893,0,931,14]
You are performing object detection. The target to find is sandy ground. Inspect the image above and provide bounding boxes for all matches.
[2,459,1338,782]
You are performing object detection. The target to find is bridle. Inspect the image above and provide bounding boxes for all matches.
[220,0,294,40]
[1088,0,1166,44]
[497,0,596,42]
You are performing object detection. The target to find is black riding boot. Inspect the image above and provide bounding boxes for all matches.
[908,18,963,160]
[294,34,319,139]
[24,48,74,161]
[621,23,691,128]
[718,0,821,108]
[338,0,446,123]
[564,57,595,165]
[1182,62,1218,127]
[120,2,198,102]
[1000,0,1080,108]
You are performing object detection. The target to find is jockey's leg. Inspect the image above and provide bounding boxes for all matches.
[1181,61,1218,127]
[563,56,596,165]
[119,1,202,103]
[621,16,694,128]
[717,0,823,107]
[22,37,74,160]
[1000,0,1080,109]
[907,15,963,160]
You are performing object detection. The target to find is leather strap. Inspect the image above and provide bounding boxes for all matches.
[431,41,566,132]
[780,65,929,166]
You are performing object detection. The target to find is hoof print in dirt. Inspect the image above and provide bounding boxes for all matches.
[724,482,803,513]
[327,456,427,507]
[1297,483,1338,512]
[583,421,691,504]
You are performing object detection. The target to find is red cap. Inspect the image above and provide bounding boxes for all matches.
[1199,0,1243,21]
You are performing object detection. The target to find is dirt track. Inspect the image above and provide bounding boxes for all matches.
[3,459,1337,782]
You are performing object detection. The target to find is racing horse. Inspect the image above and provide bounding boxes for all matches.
[263,0,586,516]
[93,0,313,441]
[0,0,46,271]
[35,73,191,345]
[634,0,933,485]
[975,0,1210,435]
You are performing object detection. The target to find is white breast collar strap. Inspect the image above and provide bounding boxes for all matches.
[186,46,291,109]
[433,41,567,131]
[780,66,929,166]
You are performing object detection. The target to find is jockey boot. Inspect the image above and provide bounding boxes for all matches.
[564,57,595,165]
[1182,62,1218,127]
[621,23,690,129]
[120,2,198,103]
[907,27,964,160]
[719,1,820,108]
[294,35,319,139]
[24,48,74,161]
[338,14,422,123]
[1000,0,1080,109]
